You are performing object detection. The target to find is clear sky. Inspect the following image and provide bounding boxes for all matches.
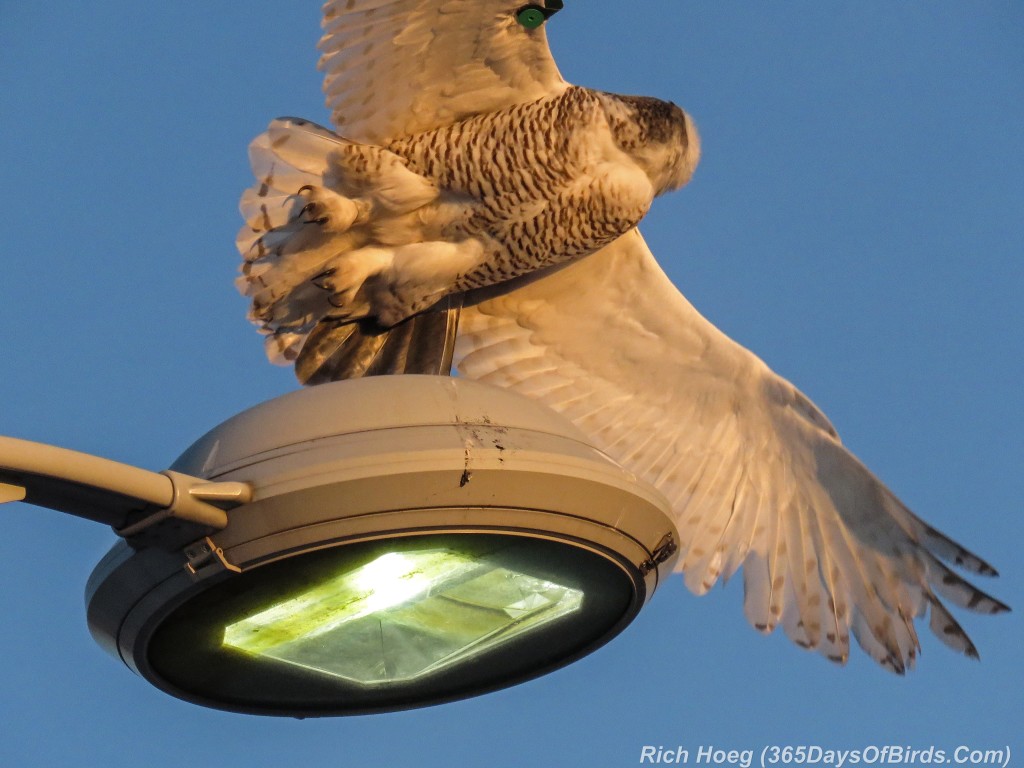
[1,2,1021,766]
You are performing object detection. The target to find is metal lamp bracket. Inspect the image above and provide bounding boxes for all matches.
[183,536,243,581]
[115,472,252,550]
[0,435,251,552]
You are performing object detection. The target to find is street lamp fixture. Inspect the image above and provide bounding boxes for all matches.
[2,376,678,716]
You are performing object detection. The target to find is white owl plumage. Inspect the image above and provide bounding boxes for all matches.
[236,0,1007,672]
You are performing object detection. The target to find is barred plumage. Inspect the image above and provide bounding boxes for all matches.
[238,86,697,340]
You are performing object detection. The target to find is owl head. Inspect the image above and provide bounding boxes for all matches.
[599,92,701,194]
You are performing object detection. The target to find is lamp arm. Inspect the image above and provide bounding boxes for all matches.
[0,436,251,549]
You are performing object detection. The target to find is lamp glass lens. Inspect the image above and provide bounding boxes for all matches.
[146,534,636,716]
[222,548,584,684]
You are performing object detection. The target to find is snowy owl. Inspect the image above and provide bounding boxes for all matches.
[236,0,1007,672]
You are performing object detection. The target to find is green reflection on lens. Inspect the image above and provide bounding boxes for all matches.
[223,549,584,685]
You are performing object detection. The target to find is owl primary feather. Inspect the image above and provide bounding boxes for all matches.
[236,0,1007,673]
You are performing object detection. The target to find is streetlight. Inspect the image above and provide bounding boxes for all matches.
[2,375,678,716]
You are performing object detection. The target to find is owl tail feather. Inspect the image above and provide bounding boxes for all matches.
[296,297,462,383]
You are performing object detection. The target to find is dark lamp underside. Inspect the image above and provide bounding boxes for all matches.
[146,534,634,716]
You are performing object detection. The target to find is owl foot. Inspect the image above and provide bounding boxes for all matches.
[314,239,487,327]
[294,185,366,233]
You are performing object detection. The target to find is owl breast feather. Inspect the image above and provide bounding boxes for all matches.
[383,85,688,289]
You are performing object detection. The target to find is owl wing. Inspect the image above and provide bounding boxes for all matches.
[318,0,568,142]
[455,228,1008,671]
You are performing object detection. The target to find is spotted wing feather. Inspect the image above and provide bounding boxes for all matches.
[319,0,567,142]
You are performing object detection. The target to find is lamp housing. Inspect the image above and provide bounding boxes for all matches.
[82,376,677,716]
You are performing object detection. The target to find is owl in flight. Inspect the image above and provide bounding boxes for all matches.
[237,0,1007,672]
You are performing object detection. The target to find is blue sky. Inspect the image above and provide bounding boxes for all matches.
[1,2,1021,766]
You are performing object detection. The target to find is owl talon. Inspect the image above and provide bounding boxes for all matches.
[295,201,328,226]
[290,185,362,232]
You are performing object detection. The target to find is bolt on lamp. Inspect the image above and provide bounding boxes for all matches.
[1,375,678,716]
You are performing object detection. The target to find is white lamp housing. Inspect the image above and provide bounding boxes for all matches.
[73,376,677,716]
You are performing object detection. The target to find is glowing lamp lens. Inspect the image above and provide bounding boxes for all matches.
[145,534,634,715]
[222,549,584,684]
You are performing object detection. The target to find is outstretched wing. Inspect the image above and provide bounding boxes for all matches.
[456,229,1008,672]
[319,0,568,143]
